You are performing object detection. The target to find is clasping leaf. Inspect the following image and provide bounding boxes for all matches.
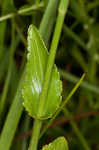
[23,25,62,119]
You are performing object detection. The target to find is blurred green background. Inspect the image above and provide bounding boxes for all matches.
[0,0,99,150]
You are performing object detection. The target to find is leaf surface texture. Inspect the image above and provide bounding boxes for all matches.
[23,25,62,119]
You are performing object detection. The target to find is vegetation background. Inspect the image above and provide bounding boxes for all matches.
[0,0,99,150]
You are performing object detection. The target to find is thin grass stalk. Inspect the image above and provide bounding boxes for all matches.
[59,69,99,95]
[39,73,86,139]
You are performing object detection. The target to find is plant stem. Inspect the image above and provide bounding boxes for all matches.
[0,2,44,22]
[29,0,69,150]
[39,0,59,45]
[28,120,42,150]
[38,0,69,118]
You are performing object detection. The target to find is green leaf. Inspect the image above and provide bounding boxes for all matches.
[42,137,68,150]
[23,25,62,120]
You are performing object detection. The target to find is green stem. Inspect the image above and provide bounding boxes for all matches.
[38,0,69,118]
[63,108,91,150]
[39,0,59,45]
[40,72,86,139]
[29,0,69,150]
[28,120,42,150]
[0,2,44,22]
